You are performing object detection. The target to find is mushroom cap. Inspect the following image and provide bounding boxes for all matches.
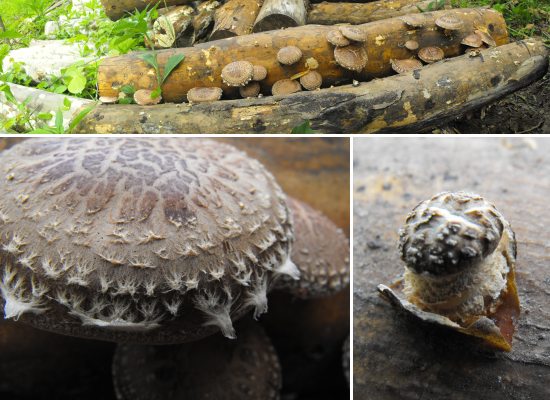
[391,59,423,74]
[334,45,368,72]
[475,30,497,47]
[134,89,162,106]
[273,196,349,299]
[435,14,464,30]
[187,87,223,103]
[112,316,282,400]
[299,71,323,91]
[401,14,426,27]
[339,25,368,42]
[277,46,302,65]
[252,65,267,81]
[239,81,261,98]
[461,34,483,47]
[418,46,444,63]
[221,61,254,86]
[405,40,419,50]
[272,79,301,96]
[99,96,119,104]
[0,138,298,344]
[326,30,350,47]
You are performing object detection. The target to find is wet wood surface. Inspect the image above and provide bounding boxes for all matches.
[353,137,550,400]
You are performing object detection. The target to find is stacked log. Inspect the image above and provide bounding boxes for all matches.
[100,0,193,21]
[253,0,309,33]
[209,0,261,40]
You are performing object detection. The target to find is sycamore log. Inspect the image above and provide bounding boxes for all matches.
[307,0,452,25]
[98,7,508,102]
[209,0,260,40]
[100,0,193,21]
[253,0,309,33]
[77,39,549,134]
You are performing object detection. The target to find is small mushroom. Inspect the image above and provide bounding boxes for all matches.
[187,87,223,103]
[326,30,350,47]
[418,46,444,63]
[339,25,368,42]
[475,30,497,47]
[277,46,302,65]
[435,14,464,35]
[299,71,323,91]
[334,45,368,72]
[221,61,254,86]
[239,81,261,98]
[272,79,301,96]
[405,40,419,51]
[391,59,423,74]
[461,34,483,48]
[401,14,426,28]
[134,89,162,105]
[252,65,267,81]
[99,96,119,104]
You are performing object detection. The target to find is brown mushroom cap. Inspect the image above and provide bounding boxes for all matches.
[239,81,261,98]
[272,79,302,96]
[334,45,368,72]
[418,46,445,63]
[252,65,267,81]
[391,59,423,74]
[475,30,497,47]
[113,316,282,400]
[461,34,483,48]
[339,25,368,42]
[0,138,299,345]
[299,71,323,91]
[134,89,162,106]
[277,46,302,65]
[402,14,426,27]
[326,30,350,47]
[435,14,464,30]
[187,87,223,103]
[221,61,254,86]
[405,40,419,51]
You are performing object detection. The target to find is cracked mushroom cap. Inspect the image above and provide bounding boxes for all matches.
[402,14,426,27]
[339,25,368,42]
[134,89,162,106]
[112,316,282,400]
[299,71,323,91]
[239,82,261,98]
[418,46,444,63]
[435,14,464,30]
[391,59,423,74]
[461,34,483,47]
[334,45,368,72]
[187,87,223,103]
[326,30,350,47]
[252,65,267,81]
[475,30,497,47]
[221,61,254,87]
[272,79,301,96]
[0,138,299,344]
[273,197,349,299]
[277,46,302,65]
[405,40,419,51]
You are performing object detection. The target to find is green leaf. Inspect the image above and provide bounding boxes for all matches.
[436,0,446,10]
[0,30,24,40]
[137,53,157,69]
[290,119,315,134]
[118,97,134,104]
[150,89,161,99]
[55,107,65,134]
[162,53,185,84]
[69,101,98,133]
[121,85,136,94]
[67,74,87,94]
[37,113,54,120]
[53,84,68,94]
[63,97,71,108]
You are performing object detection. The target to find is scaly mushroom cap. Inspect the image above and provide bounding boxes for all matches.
[326,30,350,47]
[112,316,282,400]
[239,81,261,98]
[272,79,301,96]
[277,46,302,65]
[418,46,444,63]
[274,197,349,299]
[405,40,419,51]
[401,14,426,27]
[0,138,299,344]
[221,61,254,87]
[299,71,323,91]
[339,25,368,42]
[475,30,497,47]
[252,65,267,81]
[435,14,464,30]
[334,45,368,72]
[134,90,162,106]
[398,192,516,323]
[461,34,483,47]
[391,59,423,74]
[187,87,223,103]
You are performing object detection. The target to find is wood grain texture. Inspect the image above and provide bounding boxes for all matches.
[209,0,261,40]
[253,0,309,33]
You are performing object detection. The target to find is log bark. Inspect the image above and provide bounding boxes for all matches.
[353,138,550,399]
[307,0,452,25]
[98,7,508,102]
[146,6,195,48]
[77,38,549,134]
[253,0,309,33]
[101,0,193,21]
[192,10,216,43]
[209,0,260,41]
